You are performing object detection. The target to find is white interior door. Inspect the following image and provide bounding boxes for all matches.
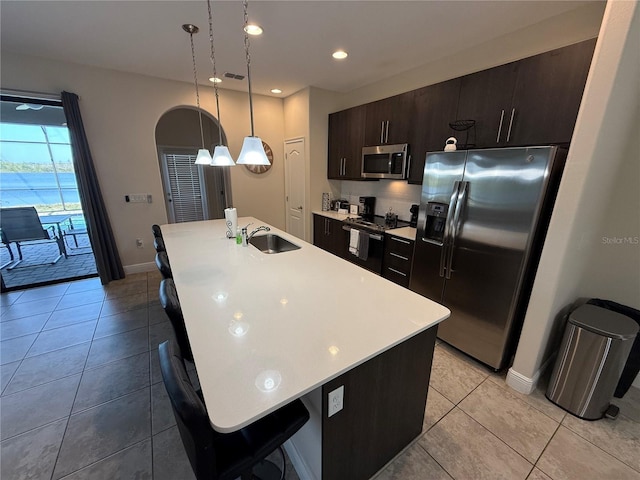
[284,138,306,240]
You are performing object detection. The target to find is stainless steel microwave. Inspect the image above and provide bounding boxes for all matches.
[361,144,409,180]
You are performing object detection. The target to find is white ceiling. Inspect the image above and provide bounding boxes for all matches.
[1,1,596,97]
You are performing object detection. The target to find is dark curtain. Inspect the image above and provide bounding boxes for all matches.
[61,91,125,284]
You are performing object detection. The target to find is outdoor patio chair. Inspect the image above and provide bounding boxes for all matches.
[0,207,66,269]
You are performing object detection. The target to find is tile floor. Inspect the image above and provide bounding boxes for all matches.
[1,272,639,480]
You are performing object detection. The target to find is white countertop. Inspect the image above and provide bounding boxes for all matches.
[312,210,354,221]
[162,217,449,433]
[387,226,417,241]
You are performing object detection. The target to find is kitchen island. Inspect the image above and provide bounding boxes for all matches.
[161,217,449,480]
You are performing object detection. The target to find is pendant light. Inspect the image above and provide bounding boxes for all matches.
[236,0,270,166]
[206,0,235,166]
[183,24,213,166]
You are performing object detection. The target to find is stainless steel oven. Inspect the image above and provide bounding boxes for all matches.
[342,224,385,274]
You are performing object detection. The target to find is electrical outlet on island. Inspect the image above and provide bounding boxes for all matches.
[328,385,344,417]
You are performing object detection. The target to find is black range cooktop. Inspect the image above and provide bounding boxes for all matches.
[344,216,410,233]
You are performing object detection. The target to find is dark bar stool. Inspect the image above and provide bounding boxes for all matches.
[154,236,166,253]
[152,224,163,239]
[159,278,193,362]
[159,339,310,480]
[155,251,172,279]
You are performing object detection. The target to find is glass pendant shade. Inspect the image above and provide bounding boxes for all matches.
[211,145,235,166]
[195,148,213,165]
[237,136,270,165]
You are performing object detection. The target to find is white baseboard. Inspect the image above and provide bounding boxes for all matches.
[507,355,556,394]
[284,440,318,480]
[506,368,538,394]
[123,262,156,275]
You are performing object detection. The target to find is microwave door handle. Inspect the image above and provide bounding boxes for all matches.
[446,181,468,280]
[440,181,460,278]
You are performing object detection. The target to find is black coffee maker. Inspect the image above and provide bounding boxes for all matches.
[409,204,419,227]
[359,196,376,221]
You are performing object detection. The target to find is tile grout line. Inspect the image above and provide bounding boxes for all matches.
[451,405,536,471]
[49,298,103,480]
[531,419,563,479]
[55,436,153,479]
[558,418,640,474]
[484,374,568,425]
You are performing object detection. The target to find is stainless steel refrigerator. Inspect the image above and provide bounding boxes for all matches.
[409,146,566,370]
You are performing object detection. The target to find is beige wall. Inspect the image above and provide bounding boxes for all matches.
[283,88,311,240]
[308,88,341,225]
[509,0,640,389]
[283,86,341,242]
[0,52,285,269]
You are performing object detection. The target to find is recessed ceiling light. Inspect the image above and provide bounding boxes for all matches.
[209,77,222,83]
[332,50,348,60]
[271,88,282,94]
[244,24,263,35]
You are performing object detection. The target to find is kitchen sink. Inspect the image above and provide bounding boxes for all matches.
[250,234,300,254]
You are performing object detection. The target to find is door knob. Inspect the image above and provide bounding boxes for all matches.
[298,206,303,210]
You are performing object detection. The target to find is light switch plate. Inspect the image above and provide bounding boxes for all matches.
[126,194,152,203]
[328,385,344,417]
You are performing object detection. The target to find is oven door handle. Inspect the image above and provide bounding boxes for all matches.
[341,225,383,241]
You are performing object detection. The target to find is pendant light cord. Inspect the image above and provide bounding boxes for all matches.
[188,28,207,150]
[243,0,255,137]
[207,0,224,147]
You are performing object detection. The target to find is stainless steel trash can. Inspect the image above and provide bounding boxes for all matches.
[546,304,639,420]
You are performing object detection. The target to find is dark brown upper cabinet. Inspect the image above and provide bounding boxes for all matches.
[455,62,519,149]
[328,105,366,180]
[508,39,596,146]
[454,39,596,149]
[327,38,596,184]
[364,93,414,146]
[408,78,461,184]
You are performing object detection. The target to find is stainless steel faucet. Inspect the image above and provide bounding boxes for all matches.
[242,224,270,246]
[248,225,270,242]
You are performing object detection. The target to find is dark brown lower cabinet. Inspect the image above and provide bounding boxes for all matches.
[313,214,347,257]
[383,234,415,287]
[321,326,438,480]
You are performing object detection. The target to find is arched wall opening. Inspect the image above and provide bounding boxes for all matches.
[155,106,232,222]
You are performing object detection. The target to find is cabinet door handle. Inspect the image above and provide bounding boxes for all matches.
[391,236,411,245]
[506,108,516,142]
[385,120,390,143]
[380,122,385,144]
[496,109,505,143]
[388,267,407,277]
[390,252,409,261]
[342,158,346,176]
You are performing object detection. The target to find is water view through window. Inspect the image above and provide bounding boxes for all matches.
[1,123,80,212]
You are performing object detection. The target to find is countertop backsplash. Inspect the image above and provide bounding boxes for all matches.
[339,180,422,221]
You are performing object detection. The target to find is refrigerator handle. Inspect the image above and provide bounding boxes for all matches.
[446,181,469,280]
[440,181,461,277]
